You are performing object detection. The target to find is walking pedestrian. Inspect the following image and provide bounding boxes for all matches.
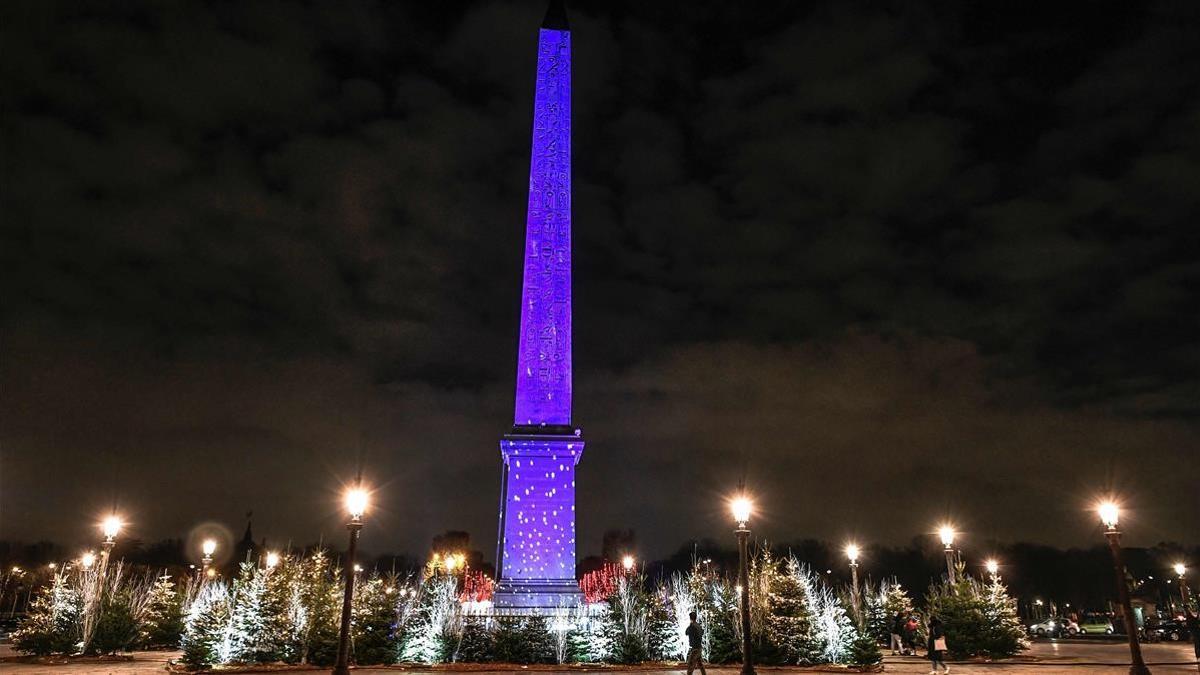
[685,611,707,675]
[890,612,906,655]
[1184,607,1199,674]
[927,616,949,674]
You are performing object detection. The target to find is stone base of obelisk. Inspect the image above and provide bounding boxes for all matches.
[492,578,584,613]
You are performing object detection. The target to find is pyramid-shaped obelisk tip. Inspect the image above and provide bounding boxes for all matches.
[542,0,569,30]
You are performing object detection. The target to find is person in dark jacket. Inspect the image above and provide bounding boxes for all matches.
[890,612,906,654]
[927,616,949,674]
[685,611,706,675]
[1184,607,1199,673]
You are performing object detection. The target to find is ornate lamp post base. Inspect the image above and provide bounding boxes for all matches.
[333,519,363,675]
[1105,529,1150,675]
[737,526,755,675]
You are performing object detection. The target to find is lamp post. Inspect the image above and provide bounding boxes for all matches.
[265,551,281,570]
[845,543,861,620]
[622,555,636,573]
[1173,563,1188,614]
[731,496,755,675]
[938,525,957,584]
[333,486,368,675]
[1098,501,1150,675]
[201,539,217,579]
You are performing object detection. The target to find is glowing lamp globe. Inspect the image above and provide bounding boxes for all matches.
[101,515,123,541]
[845,543,860,564]
[265,552,281,569]
[202,539,217,557]
[345,487,369,520]
[938,525,956,548]
[622,555,635,571]
[1174,562,1186,577]
[985,559,999,575]
[80,552,96,569]
[1097,501,1119,529]
[730,496,753,526]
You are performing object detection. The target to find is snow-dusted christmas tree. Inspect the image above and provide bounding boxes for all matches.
[227,562,272,663]
[757,552,820,664]
[181,580,231,668]
[259,554,304,663]
[139,574,185,649]
[981,574,1028,657]
[11,571,83,655]
[398,574,458,662]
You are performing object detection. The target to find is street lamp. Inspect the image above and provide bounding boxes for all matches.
[622,555,635,573]
[845,543,861,619]
[1097,500,1149,675]
[985,559,1000,583]
[201,539,217,577]
[938,525,957,584]
[265,551,281,569]
[730,495,755,675]
[334,486,368,675]
[80,552,96,570]
[100,515,122,566]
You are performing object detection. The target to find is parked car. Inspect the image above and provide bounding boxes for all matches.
[1029,617,1079,637]
[1153,619,1192,642]
[1078,616,1115,635]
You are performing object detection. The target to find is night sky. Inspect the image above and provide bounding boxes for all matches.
[3,0,1198,562]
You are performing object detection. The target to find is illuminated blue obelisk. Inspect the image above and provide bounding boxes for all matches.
[494,0,584,610]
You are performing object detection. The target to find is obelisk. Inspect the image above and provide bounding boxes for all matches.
[493,0,584,611]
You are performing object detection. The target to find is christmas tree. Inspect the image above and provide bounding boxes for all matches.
[139,574,185,649]
[227,562,270,663]
[259,555,304,663]
[925,569,1026,660]
[705,579,741,664]
[398,574,458,662]
[863,579,914,644]
[491,617,521,663]
[181,581,231,668]
[600,573,649,663]
[847,624,883,667]
[980,574,1028,658]
[757,553,820,664]
[11,572,83,656]
[455,616,495,662]
[645,585,679,661]
[87,587,140,655]
[298,551,340,666]
[517,614,557,664]
[799,563,853,664]
[353,575,400,665]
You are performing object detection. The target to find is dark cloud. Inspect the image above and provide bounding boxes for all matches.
[2,0,1198,557]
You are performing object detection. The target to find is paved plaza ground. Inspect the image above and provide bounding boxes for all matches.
[0,641,1196,674]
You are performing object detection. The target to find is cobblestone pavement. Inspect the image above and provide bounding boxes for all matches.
[0,641,1196,674]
